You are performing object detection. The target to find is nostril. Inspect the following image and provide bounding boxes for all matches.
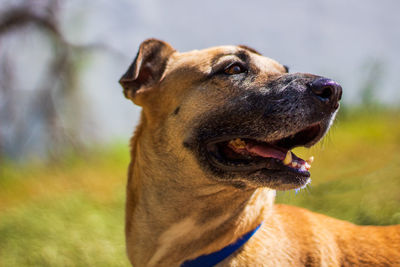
[309,78,342,104]
[317,86,333,100]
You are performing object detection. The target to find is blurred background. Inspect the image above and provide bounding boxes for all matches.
[0,0,399,266]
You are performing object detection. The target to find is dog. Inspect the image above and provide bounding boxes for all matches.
[119,39,400,266]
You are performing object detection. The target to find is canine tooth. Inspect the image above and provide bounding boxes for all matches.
[305,162,311,170]
[307,156,314,164]
[283,151,292,165]
[291,161,298,168]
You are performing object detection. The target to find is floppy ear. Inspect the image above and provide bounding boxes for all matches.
[119,38,175,104]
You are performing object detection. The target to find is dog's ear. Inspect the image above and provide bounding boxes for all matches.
[119,39,175,104]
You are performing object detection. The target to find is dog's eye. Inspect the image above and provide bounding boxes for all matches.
[224,63,246,75]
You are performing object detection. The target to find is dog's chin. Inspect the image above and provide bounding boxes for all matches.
[199,120,331,191]
[207,162,312,191]
[236,170,311,191]
[204,149,312,191]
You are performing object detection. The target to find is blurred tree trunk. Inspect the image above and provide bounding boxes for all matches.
[0,0,104,161]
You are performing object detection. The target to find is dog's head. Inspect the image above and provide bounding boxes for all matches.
[120,39,342,191]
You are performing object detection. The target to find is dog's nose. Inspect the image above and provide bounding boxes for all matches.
[308,78,342,109]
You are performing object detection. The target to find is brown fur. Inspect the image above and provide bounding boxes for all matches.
[120,39,400,266]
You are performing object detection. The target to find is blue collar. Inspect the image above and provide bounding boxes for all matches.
[181,223,262,267]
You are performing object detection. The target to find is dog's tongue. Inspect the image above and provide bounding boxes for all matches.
[246,143,286,160]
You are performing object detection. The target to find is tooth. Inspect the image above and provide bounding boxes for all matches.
[283,151,292,165]
[307,156,314,164]
[305,162,311,170]
[300,165,307,172]
[291,161,298,168]
[230,138,246,149]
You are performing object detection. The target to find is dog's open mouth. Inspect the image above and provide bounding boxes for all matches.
[205,124,321,177]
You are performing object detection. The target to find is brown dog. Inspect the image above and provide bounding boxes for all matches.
[119,39,400,266]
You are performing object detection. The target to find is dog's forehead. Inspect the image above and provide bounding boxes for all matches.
[168,45,285,73]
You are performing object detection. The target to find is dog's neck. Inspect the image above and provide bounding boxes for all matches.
[126,119,276,266]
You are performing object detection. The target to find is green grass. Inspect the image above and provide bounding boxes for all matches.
[1,110,400,266]
[0,145,131,266]
[0,193,128,266]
